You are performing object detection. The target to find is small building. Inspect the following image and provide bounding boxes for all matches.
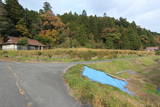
[1,37,45,50]
[146,47,159,52]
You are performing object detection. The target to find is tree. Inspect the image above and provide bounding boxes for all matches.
[41,11,63,30]
[155,35,160,45]
[128,27,142,50]
[5,0,24,24]
[101,28,121,49]
[39,2,66,47]
[88,16,98,39]
[15,18,31,38]
[43,2,52,13]
[34,35,53,47]
[39,29,59,44]
[119,27,130,49]
[119,17,129,27]
[25,9,42,38]
[140,35,149,48]
[82,10,87,16]
[103,13,107,17]
[17,37,28,45]
[0,1,12,40]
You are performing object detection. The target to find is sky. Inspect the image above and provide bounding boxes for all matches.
[19,0,160,33]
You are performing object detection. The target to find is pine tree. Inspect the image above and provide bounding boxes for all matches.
[43,2,52,13]
[82,10,87,16]
[0,1,12,36]
[5,0,24,24]
[128,27,142,50]
[15,18,31,38]
[25,9,42,38]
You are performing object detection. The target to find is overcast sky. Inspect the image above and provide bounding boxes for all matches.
[19,0,160,33]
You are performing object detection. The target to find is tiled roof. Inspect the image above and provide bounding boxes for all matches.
[146,47,159,50]
[5,37,45,46]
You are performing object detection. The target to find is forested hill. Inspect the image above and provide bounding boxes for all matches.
[59,12,160,49]
[0,0,160,50]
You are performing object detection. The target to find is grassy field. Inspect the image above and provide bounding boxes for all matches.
[64,56,160,107]
[0,48,154,62]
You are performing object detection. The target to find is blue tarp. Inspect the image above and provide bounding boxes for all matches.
[82,66,134,95]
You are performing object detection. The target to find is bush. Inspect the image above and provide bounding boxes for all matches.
[2,51,8,57]
[17,37,28,45]
[155,50,160,55]
[37,51,42,56]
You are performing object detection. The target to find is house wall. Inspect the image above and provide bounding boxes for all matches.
[28,46,44,50]
[17,45,28,50]
[2,44,18,50]
[40,46,44,50]
[2,44,45,50]
[28,46,37,50]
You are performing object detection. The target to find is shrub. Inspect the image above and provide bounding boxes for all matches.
[155,50,160,55]
[37,51,42,56]
[2,51,8,57]
[17,37,28,45]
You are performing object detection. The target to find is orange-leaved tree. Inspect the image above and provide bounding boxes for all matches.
[39,2,65,47]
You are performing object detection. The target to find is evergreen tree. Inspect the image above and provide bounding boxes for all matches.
[128,27,142,50]
[119,27,130,49]
[103,13,107,17]
[82,10,87,16]
[0,1,12,36]
[43,2,52,13]
[101,28,121,49]
[88,16,98,38]
[15,18,31,38]
[5,0,24,24]
[25,9,42,38]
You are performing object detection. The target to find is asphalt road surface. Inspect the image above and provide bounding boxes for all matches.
[0,61,105,107]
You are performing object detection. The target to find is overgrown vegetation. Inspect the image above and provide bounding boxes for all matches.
[0,1,160,49]
[64,56,160,107]
[17,37,28,45]
[156,50,160,55]
[0,48,154,62]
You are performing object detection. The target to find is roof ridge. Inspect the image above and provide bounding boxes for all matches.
[5,36,45,46]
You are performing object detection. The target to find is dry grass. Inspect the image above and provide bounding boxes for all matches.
[0,48,155,62]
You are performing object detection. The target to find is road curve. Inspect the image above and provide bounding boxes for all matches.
[0,61,106,107]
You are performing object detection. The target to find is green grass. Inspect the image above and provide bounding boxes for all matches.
[64,56,160,107]
[87,56,158,79]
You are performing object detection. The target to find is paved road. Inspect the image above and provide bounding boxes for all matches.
[0,61,102,107]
